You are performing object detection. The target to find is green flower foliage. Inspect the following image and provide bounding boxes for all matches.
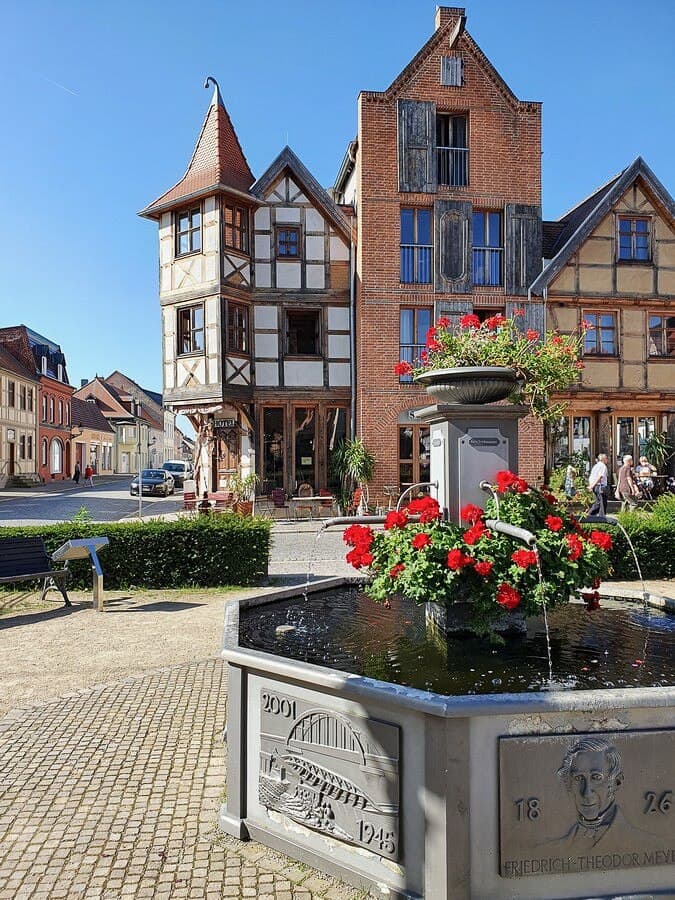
[402,313,586,422]
[0,515,271,590]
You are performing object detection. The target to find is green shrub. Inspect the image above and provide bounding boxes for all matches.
[604,513,675,580]
[0,515,271,590]
[649,493,675,529]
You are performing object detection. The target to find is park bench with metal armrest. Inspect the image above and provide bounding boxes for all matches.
[0,536,71,606]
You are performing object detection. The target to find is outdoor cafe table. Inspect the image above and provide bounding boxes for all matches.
[287,495,335,519]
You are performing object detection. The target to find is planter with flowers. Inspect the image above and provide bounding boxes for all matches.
[343,472,612,637]
[394,311,588,423]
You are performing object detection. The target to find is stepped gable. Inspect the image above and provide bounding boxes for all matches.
[140,78,254,218]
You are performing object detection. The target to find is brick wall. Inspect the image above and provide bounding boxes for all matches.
[354,10,545,495]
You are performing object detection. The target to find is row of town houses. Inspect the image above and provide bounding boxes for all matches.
[140,6,675,501]
[0,324,192,488]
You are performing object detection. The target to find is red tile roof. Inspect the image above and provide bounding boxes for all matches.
[140,81,254,218]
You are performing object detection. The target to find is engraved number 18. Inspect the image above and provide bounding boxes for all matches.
[515,797,541,821]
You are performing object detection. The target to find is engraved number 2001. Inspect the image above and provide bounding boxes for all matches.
[261,692,296,718]
[515,797,541,822]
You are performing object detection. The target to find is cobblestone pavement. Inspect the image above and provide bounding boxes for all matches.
[0,659,368,899]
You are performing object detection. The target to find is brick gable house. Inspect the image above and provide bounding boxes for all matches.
[333,6,545,495]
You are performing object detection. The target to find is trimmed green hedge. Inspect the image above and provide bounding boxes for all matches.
[0,515,271,590]
[605,515,675,580]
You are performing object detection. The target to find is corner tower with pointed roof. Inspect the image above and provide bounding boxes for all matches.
[141,82,353,494]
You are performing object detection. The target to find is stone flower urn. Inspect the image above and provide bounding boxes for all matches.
[414,366,519,405]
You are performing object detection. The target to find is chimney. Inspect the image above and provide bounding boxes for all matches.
[81,378,88,387]
[435,6,465,31]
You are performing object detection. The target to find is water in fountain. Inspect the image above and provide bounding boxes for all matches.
[241,587,675,696]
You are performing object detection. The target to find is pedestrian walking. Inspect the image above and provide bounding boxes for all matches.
[616,454,639,511]
[587,453,609,516]
[84,465,94,487]
[73,462,81,485]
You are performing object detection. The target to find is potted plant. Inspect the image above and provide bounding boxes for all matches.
[228,472,260,516]
[331,437,376,515]
[342,471,612,637]
[394,312,588,422]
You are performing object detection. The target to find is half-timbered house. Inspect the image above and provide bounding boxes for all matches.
[140,82,353,494]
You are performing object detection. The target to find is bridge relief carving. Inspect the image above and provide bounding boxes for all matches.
[258,692,400,860]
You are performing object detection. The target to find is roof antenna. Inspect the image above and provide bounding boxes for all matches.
[204,75,222,106]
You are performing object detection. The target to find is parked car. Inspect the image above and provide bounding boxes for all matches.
[130,469,175,497]
[161,460,194,488]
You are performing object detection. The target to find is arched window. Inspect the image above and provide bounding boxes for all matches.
[50,438,63,474]
[65,402,70,426]
[58,400,63,424]
[41,438,48,466]
[42,394,47,422]
[49,397,55,423]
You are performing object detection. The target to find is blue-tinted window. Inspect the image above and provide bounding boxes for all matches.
[400,209,432,284]
[618,217,651,262]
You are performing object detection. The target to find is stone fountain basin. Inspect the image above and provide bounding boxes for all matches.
[219,577,675,900]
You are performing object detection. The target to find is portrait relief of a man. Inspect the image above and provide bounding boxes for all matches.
[549,736,655,851]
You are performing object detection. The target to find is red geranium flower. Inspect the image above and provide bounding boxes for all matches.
[393,360,413,376]
[474,560,493,577]
[346,548,374,569]
[384,509,408,530]
[565,532,584,561]
[343,524,374,548]
[545,514,563,532]
[511,548,538,569]
[436,316,450,328]
[551,335,563,345]
[541,490,557,505]
[496,583,521,610]
[463,521,491,545]
[589,530,612,551]
[460,503,484,524]
[512,308,525,317]
[407,495,441,523]
[447,549,474,571]
[495,470,518,493]
[459,313,481,329]
[412,532,432,550]
[526,329,539,341]
[484,313,506,331]
[389,563,405,579]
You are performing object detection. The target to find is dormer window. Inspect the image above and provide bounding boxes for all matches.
[41,356,47,375]
[224,204,249,254]
[176,207,202,256]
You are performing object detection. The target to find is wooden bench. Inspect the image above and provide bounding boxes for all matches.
[0,537,71,606]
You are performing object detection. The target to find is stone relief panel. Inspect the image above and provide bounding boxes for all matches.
[259,691,400,860]
[499,729,675,878]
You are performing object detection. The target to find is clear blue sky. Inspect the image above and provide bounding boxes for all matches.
[1,0,673,428]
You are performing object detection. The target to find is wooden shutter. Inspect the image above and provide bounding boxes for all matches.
[397,100,436,193]
[506,300,546,339]
[434,199,472,293]
[504,204,542,295]
[441,56,464,86]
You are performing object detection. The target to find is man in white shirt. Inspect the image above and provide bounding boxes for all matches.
[587,453,609,516]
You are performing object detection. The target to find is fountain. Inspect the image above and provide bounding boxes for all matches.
[219,401,675,899]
